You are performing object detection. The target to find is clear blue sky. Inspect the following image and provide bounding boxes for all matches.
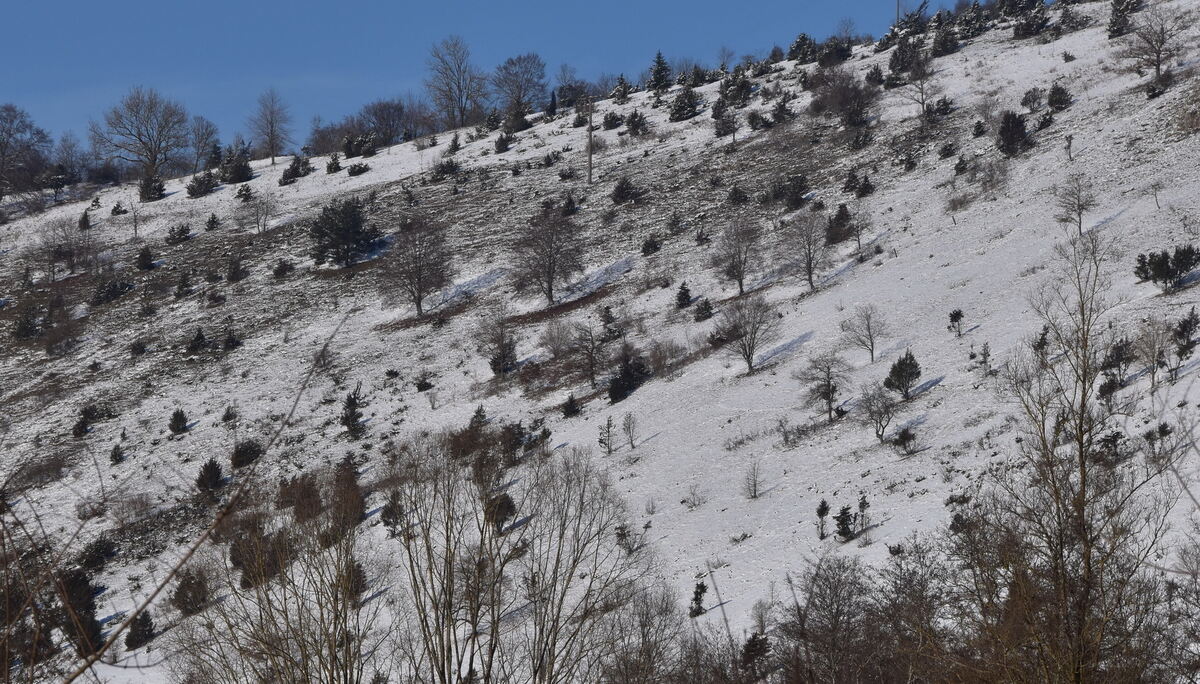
[1,0,910,145]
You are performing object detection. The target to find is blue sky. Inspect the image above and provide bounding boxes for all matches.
[1,1,909,145]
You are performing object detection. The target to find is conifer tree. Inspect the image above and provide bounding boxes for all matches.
[834,505,856,541]
[788,33,818,63]
[610,74,633,104]
[817,498,830,539]
[688,582,707,617]
[136,246,155,270]
[169,408,189,434]
[648,51,673,92]
[676,282,692,309]
[309,198,380,268]
[125,611,155,650]
[341,381,365,439]
[884,350,922,399]
[668,86,701,121]
[196,457,223,495]
[996,110,1029,156]
[1108,0,1141,38]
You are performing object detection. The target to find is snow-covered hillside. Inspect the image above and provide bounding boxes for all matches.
[3,1,1200,679]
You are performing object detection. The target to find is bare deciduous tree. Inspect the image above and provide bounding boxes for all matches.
[248,88,293,164]
[89,86,189,176]
[1134,318,1171,391]
[1054,172,1098,236]
[951,231,1185,679]
[712,220,762,295]
[168,495,388,683]
[510,209,585,305]
[358,99,408,146]
[492,53,548,115]
[786,213,827,291]
[898,52,943,125]
[0,104,51,201]
[188,115,219,173]
[857,382,898,442]
[234,192,278,234]
[381,217,454,317]
[425,35,489,129]
[840,303,890,363]
[570,323,604,387]
[1121,2,1194,82]
[795,351,851,421]
[714,295,781,373]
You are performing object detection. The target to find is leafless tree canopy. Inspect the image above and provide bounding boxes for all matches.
[795,350,851,421]
[712,220,762,295]
[899,52,943,123]
[0,103,51,200]
[510,209,586,305]
[785,213,827,291]
[188,115,219,173]
[714,294,781,373]
[381,216,455,317]
[492,53,548,115]
[425,35,489,129]
[248,88,294,164]
[235,192,278,234]
[840,303,889,363]
[88,86,189,176]
[1122,2,1195,81]
[857,382,898,441]
[1054,172,1098,236]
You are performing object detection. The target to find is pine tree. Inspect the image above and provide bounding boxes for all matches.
[931,23,960,56]
[668,86,701,122]
[546,90,557,117]
[788,33,818,63]
[598,416,615,455]
[78,210,91,231]
[688,582,707,617]
[219,144,253,183]
[124,611,155,650]
[196,457,223,494]
[741,632,772,677]
[205,213,221,231]
[884,350,922,399]
[309,198,380,268]
[611,74,633,104]
[562,393,581,417]
[1013,2,1048,39]
[694,298,715,322]
[110,443,124,465]
[834,505,856,541]
[171,569,210,616]
[996,111,1029,157]
[186,327,206,352]
[341,382,365,439]
[949,308,965,336]
[169,408,189,434]
[1108,0,1141,38]
[856,175,875,198]
[857,493,871,534]
[136,246,155,270]
[676,282,692,309]
[817,499,830,539]
[326,152,342,174]
[187,170,219,197]
[138,175,165,202]
[648,51,673,92]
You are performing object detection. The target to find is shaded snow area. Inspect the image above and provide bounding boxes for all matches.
[2,1,1200,680]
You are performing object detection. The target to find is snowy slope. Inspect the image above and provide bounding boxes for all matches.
[2,1,1200,677]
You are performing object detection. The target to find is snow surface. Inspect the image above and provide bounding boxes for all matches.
[2,2,1200,678]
